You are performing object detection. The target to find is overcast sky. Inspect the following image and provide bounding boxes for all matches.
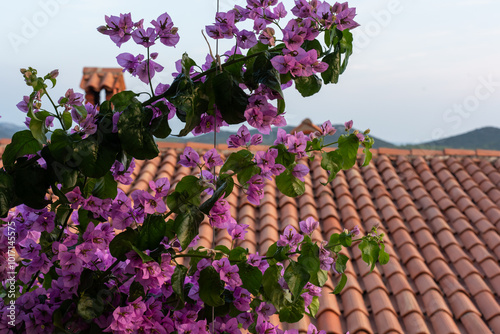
[1,0,499,144]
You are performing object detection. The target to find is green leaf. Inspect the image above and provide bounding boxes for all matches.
[339,30,353,73]
[109,228,137,261]
[199,266,225,307]
[181,53,197,77]
[72,105,88,120]
[173,205,204,250]
[278,297,305,323]
[302,39,322,55]
[228,247,248,263]
[362,136,374,167]
[253,52,283,98]
[294,75,322,97]
[48,129,78,163]
[199,179,231,214]
[321,50,341,84]
[275,169,305,197]
[166,74,209,136]
[213,71,248,124]
[71,136,118,179]
[137,215,167,251]
[308,296,320,318]
[110,91,139,112]
[379,243,390,265]
[321,134,359,183]
[277,98,285,115]
[284,261,310,299]
[335,253,349,274]
[118,100,159,160]
[220,149,259,186]
[298,241,326,287]
[0,172,14,218]
[131,244,155,263]
[273,144,295,168]
[149,102,172,139]
[262,264,286,311]
[77,295,103,321]
[11,164,50,209]
[2,130,42,169]
[359,239,380,272]
[167,175,204,214]
[237,262,263,296]
[62,111,72,130]
[172,265,188,303]
[215,245,231,255]
[339,232,352,247]
[326,233,342,252]
[224,54,245,82]
[331,273,347,294]
[92,172,118,199]
[129,280,146,302]
[28,110,51,144]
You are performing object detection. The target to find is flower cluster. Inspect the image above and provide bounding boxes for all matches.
[0,2,386,334]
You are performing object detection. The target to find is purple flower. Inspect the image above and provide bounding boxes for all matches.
[256,303,276,319]
[135,59,164,84]
[356,132,365,142]
[306,323,327,334]
[132,27,157,47]
[151,13,179,47]
[203,148,224,169]
[246,174,265,205]
[179,147,200,168]
[277,225,304,250]
[228,223,249,241]
[16,96,31,113]
[98,13,136,47]
[299,217,319,235]
[227,125,250,148]
[132,190,167,214]
[233,287,251,311]
[350,225,360,236]
[213,258,242,288]
[58,88,84,111]
[344,120,353,131]
[208,198,231,228]
[270,54,297,74]
[292,163,309,182]
[334,6,360,31]
[111,160,135,185]
[319,120,336,136]
[116,52,144,74]
[149,178,170,198]
[236,29,258,49]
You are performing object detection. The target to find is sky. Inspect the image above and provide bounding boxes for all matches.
[1,0,499,145]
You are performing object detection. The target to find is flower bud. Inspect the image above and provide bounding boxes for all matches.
[364,128,370,134]
[49,69,59,79]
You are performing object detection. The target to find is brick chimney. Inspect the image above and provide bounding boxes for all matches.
[80,67,126,105]
[290,118,322,135]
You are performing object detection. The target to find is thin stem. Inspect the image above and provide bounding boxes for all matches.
[147,47,155,97]
[43,87,66,131]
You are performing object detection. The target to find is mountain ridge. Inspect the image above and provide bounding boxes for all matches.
[1,122,499,150]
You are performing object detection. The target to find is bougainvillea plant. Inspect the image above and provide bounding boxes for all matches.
[0,1,388,333]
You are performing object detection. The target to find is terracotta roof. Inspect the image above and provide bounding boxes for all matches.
[80,67,126,105]
[1,140,500,333]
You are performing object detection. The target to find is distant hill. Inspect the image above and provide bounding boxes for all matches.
[1,120,499,151]
[0,122,24,139]
[403,127,500,150]
[163,124,397,149]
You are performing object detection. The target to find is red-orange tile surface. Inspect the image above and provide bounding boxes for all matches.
[2,138,500,334]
